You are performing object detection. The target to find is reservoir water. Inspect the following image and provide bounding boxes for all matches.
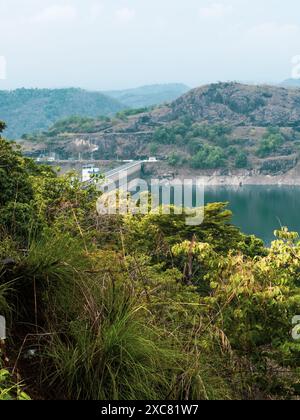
[205,186,300,244]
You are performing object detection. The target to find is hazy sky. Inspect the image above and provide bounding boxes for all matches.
[1,0,300,90]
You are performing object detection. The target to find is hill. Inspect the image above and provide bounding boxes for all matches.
[104,83,190,108]
[20,82,300,178]
[280,79,300,88]
[0,88,125,139]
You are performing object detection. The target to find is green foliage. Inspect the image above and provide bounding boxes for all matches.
[0,88,125,139]
[45,276,182,400]
[124,202,265,257]
[257,128,284,158]
[235,151,248,168]
[0,121,6,134]
[191,144,226,169]
[153,127,176,144]
[0,140,34,207]
[0,363,30,400]
[1,128,300,400]
[192,123,232,140]
[153,123,232,154]
[168,153,183,167]
[116,107,151,119]
[149,143,158,155]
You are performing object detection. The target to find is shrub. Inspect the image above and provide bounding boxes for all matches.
[168,153,183,167]
[256,130,284,158]
[191,145,226,169]
[235,151,248,168]
[0,368,30,401]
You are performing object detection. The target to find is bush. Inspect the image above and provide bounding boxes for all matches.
[0,368,30,401]
[235,151,248,168]
[168,153,183,167]
[257,130,284,158]
[45,277,182,400]
[191,145,226,169]
[1,122,300,400]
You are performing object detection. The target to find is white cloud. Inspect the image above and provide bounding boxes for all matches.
[31,5,77,23]
[198,3,233,19]
[247,22,300,41]
[88,2,104,22]
[242,22,300,55]
[115,7,136,23]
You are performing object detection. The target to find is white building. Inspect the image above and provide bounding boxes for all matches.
[82,165,101,182]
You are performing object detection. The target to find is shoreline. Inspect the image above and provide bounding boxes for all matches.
[195,175,300,186]
[142,164,300,186]
[144,173,300,186]
[142,162,300,186]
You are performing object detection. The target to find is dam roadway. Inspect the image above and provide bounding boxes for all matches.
[104,161,144,181]
[85,159,157,189]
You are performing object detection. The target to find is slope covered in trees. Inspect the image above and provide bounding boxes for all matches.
[1,121,300,400]
[20,83,300,177]
[0,88,125,139]
[0,84,190,140]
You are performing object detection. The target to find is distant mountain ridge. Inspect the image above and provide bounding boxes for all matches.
[0,84,190,139]
[104,83,190,108]
[0,88,125,139]
[280,79,300,88]
[20,82,300,178]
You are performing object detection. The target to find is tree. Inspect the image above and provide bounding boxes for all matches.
[0,121,6,135]
[149,143,158,155]
[191,145,226,169]
[168,153,182,167]
[257,130,284,158]
[235,151,248,168]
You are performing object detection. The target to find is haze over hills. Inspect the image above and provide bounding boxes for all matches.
[104,84,190,109]
[0,84,190,139]
[20,82,300,179]
[280,79,300,88]
[0,88,125,139]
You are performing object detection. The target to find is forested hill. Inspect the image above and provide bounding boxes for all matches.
[20,82,300,177]
[0,88,125,139]
[0,84,190,139]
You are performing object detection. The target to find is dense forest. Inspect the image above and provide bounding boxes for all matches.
[0,88,125,139]
[1,120,300,400]
[0,84,189,140]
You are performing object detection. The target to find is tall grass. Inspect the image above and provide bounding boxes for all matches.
[43,269,182,400]
[3,231,235,400]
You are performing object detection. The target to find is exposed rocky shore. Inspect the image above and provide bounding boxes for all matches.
[143,162,300,186]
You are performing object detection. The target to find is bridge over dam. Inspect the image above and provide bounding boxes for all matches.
[36,158,159,189]
[101,161,145,190]
[105,161,144,181]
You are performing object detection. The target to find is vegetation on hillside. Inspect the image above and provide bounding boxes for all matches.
[20,83,300,175]
[0,84,189,140]
[0,88,125,139]
[1,120,300,400]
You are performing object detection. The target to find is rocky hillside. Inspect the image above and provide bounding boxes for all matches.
[167,83,300,126]
[19,83,300,177]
